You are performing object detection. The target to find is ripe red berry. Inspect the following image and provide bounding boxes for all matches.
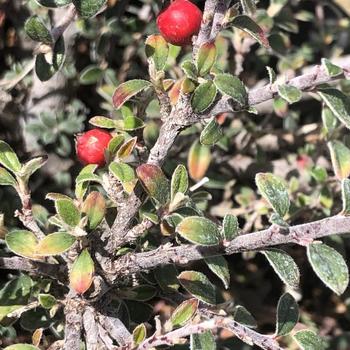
[157,0,202,46]
[76,129,112,166]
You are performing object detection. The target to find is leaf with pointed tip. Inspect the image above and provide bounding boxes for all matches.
[79,65,103,85]
[197,42,217,76]
[136,164,170,205]
[72,0,106,18]
[261,249,300,289]
[55,199,81,227]
[18,156,48,181]
[322,58,343,77]
[275,292,299,336]
[89,116,118,129]
[188,140,211,181]
[191,81,217,113]
[154,265,180,292]
[177,216,220,246]
[342,179,350,215]
[266,66,276,84]
[293,330,326,350]
[117,137,137,160]
[233,305,257,328]
[181,60,198,81]
[190,331,216,350]
[171,164,189,201]
[6,230,38,259]
[82,192,106,229]
[171,299,198,328]
[204,256,230,289]
[0,167,17,187]
[24,16,53,44]
[38,294,57,309]
[307,243,349,295]
[0,141,21,173]
[318,88,350,129]
[328,141,350,180]
[231,15,269,48]
[214,73,247,107]
[278,84,302,104]
[113,80,152,109]
[70,249,94,294]
[200,118,222,145]
[109,162,137,193]
[133,323,147,345]
[222,214,239,241]
[178,271,216,305]
[256,172,290,217]
[145,35,169,71]
[35,0,72,7]
[36,232,76,256]
[108,135,125,155]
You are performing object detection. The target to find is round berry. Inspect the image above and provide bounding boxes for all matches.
[76,129,112,166]
[157,0,202,46]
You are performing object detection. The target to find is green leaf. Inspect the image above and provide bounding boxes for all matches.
[188,140,211,181]
[72,0,106,18]
[327,140,350,180]
[293,330,326,350]
[109,162,137,193]
[231,15,269,48]
[181,60,198,81]
[197,42,217,76]
[170,299,198,328]
[307,243,349,295]
[35,36,65,81]
[18,156,48,181]
[79,65,104,85]
[82,191,106,229]
[4,345,40,350]
[36,232,76,256]
[154,265,180,292]
[70,249,94,294]
[233,305,257,328]
[133,323,147,345]
[117,137,137,160]
[261,249,300,289]
[255,172,290,217]
[145,35,169,71]
[275,293,299,336]
[89,116,118,129]
[318,88,350,129]
[214,73,247,107]
[136,164,170,205]
[0,167,17,187]
[0,305,25,322]
[278,84,302,104]
[75,164,99,200]
[122,115,145,131]
[171,164,189,201]
[0,141,21,173]
[222,214,239,241]
[191,331,216,350]
[108,134,125,155]
[266,66,277,84]
[113,80,152,109]
[177,216,221,246]
[5,230,38,259]
[55,199,81,227]
[341,179,350,215]
[204,256,230,289]
[178,271,216,305]
[191,81,217,113]
[38,294,57,309]
[35,0,72,7]
[24,16,53,44]
[322,106,338,134]
[200,118,222,146]
[321,58,343,77]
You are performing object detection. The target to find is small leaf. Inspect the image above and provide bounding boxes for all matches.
[200,118,222,145]
[18,156,47,181]
[318,88,350,129]
[145,35,169,71]
[190,331,216,350]
[341,179,350,215]
[154,265,180,292]
[278,84,302,104]
[38,294,57,309]
[222,214,239,241]
[170,299,198,328]
[113,80,152,109]
[307,242,349,295]
[231,15,269,48]
[178,271,216,305]
[89,116,118,129]
[79,65,103,85]
[256,172,290,217]
[117,137,137,160]
[24,16,53,44]
[214,73,247,107]
[108,135,125,155]
[191,81,217,113]
[0,141,21,173]
[82,191,106,229]
[261,249,300,289]
[181,78,196,94]
[55,199,81,227]
[4,345,40,350]
[233,306,257,328]
[36,232,76,256]
[177,216,220,246]
[188,140,211,181]
[275,292,299,336]
[181,60,198,81]
[171,164,189,201]
[72,0,106,18]
[70,249,94,294]
[0,167,17,187]
[6,230,38,259]
[321,58,343,77]
[293,330,326,350]
[197,42,217,76]
[122,115,145,131]
[35,0,72,7]
[136,164,170,205]
[204,256,230,289]
[266,66,277,84]
[75,164,99,200]
[327,140,350,180]
[109,162,137,193]
[133,323,147,345]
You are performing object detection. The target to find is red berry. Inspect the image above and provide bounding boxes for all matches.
[157,0,202,46]
[76,129,112,166]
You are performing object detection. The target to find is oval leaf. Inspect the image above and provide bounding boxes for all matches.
[55,199,81,227]
[72,0,106,18]
[171,299,198,328]
[171,164,189,201]
[0,141,21,173]
[4,345,40,350]
[82,191,106,229]
[197,42,217,76]
[0,167,17,187]
[6,230,38,259]
[275,293,299,336]
[200,118,222,145]
[293,330,326,350]
[204,256,230,289]
[70,249,94,294]
[191,81,217,113]
[24,16,53,44]
[222,214,239,241]
[133,323,147,345]
[188,140,211,181]
[36,232,76,256]
[190,331,216,350]
[145,35,169,71]
[328,140,350,180]
[278,84,302,104]
[214,73,247,107]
